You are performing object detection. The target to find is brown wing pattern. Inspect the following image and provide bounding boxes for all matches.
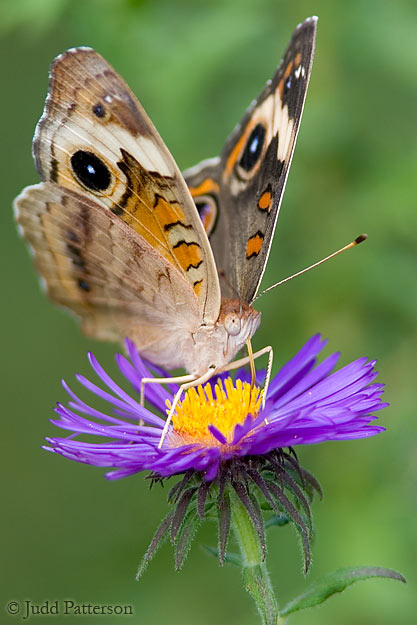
[185,17,317,302]
[33,47,220,322]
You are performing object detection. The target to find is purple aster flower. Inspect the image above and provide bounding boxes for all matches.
[45,333,386,481]
[44,334,387,573]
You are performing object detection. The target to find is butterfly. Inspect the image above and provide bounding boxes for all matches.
[14,17,317,438]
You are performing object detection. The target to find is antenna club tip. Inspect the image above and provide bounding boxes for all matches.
[355,233,368,244]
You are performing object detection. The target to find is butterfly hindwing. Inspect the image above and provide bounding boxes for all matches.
[15,182,204,369]
[185,17,317,302]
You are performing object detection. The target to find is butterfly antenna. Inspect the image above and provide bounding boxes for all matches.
[254,234,368,301]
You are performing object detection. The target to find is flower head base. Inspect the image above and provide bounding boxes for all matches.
[170,378,263,447]
[139,448,322,577]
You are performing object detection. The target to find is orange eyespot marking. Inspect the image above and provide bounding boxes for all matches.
[246,232,264,258]
[188,180,219,235]
[278,61,293,96]
[188,178,220,197]
[224,121,255,177]
[258,190,272,212]
[294,52,302,68]
[193,279,203,296]
[173,241,203,272]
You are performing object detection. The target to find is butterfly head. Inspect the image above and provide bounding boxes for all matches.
[218,298,260,355]
[186,299,260,377]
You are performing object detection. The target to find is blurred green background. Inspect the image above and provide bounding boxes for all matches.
[1,0,416,623]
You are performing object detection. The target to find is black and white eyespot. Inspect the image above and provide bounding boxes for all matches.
[70,150,112,192]
[224,312,242,337]
[236,122,267,180]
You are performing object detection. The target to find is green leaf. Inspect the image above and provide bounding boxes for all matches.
[281,566,407,616]
[202,544,242,566]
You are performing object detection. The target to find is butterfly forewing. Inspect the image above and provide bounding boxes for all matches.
[185,17,317,303]
[32,47,221,323]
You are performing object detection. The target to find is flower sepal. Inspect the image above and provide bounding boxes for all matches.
[137,450,320,583]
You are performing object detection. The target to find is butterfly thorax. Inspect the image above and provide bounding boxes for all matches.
[184,299,261,376]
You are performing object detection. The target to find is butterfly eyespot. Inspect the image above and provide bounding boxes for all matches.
[71,150,111,192]
[239,123,266,172]
[77,278,91,292]
[195,200,211,217]
[195,196,218,236]
[92,102,106,118]
[224,313,241,337]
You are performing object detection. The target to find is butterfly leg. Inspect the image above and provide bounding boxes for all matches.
[139,374,196,428]
[246,338,256,387]
[262,346,274,410]
[140,374,196,407]
[158,366,216,449]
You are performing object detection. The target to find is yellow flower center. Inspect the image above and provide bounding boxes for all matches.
[167,378,263,446]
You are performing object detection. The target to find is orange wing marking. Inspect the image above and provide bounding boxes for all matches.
[173,240,203,272]
[224,121,255,176]
[193,280,203,296]
[258,190,272,212]
[246,232,264,259]
[188,178,220,196]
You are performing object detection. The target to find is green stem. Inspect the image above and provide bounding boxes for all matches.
[229,487,282,625]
